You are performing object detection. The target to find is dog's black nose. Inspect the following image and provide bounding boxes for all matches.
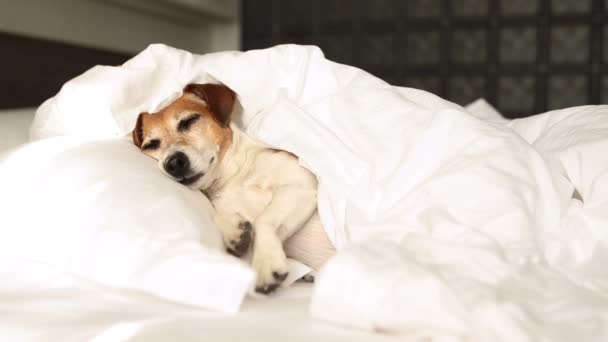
[164,151,190,178]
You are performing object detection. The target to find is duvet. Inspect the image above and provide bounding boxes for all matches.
[22,44,608,340]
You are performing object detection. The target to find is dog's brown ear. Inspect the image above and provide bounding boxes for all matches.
[132,112,147,148]
[184,83,235,128]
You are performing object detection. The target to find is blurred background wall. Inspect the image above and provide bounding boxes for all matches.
[0,0,239,108]
[242,0,607,118]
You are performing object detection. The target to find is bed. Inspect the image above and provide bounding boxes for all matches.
[1,43,607,341]
[0,107,400,342]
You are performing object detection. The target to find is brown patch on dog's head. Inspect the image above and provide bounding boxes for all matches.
[131,83,237,189]
[183,83,235,128]
[132,111,147,148]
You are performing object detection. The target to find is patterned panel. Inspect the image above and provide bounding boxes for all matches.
[552,0,592,14]
[452,0,489,16]
[404,77,441,94]
[280,0,312,36]
[361,0,405,20]
[318,34,355,65]
[318,0,358,32]
[548,75,588,109]
[449,77,486,104]
[278,35,315,46]
[370,68,404,86]
[243,36,274,51]
[358,33,396,66]
[501,0,539,16]
[551,26,589,64]
[452,30,487,64]
[243,0,606,115]
[405,31,440,65]
[500,27,537,63]
[603,25,608,63]
[498,76,536,113]
[602,76,608,103]
[242,0,273,37]
[406,0,441,18]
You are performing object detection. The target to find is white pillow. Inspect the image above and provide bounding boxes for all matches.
[0,137,254,313]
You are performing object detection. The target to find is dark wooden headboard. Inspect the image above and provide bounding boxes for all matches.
[0,32,131,109]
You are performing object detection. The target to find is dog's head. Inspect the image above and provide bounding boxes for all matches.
[132,83,236,190]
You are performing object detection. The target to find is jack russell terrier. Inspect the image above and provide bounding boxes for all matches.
[132,83,334,293]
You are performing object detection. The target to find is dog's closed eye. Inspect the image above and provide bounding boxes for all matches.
[178,114,201,132]
[142,139,161,151]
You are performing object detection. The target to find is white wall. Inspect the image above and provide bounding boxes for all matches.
[0,0,240,54]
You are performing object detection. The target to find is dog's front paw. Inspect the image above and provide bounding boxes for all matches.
[252,248,289,294]
[299,274,315,283]
[225,221,253,258]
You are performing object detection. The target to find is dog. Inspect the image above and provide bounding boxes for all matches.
[132,83,333,293]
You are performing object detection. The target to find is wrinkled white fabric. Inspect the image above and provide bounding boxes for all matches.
[0,138,254,313]
[25,44,608,340]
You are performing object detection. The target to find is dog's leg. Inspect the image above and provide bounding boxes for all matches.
[252,187,317,294]
[214,211,253,258]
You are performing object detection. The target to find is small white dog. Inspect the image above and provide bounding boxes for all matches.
[133,83,332,293]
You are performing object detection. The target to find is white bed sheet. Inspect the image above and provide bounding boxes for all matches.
[0,280,401,342]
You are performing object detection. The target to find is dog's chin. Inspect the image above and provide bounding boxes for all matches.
[197,174,218,192]
[177,172,216,191]
[178,173,204,187]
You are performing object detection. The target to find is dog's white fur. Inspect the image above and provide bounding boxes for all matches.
[208,124,318,291]
[134,84,326,293]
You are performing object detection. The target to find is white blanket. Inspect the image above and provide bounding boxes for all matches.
[31,44,608,340]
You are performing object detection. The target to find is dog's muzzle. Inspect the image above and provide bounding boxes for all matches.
[164,151,190,178]
[163,151,205,186]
